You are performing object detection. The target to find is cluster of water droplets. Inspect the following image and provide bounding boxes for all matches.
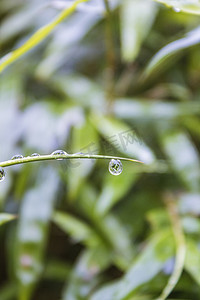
[0,151,125,182]
[108,159,123,176]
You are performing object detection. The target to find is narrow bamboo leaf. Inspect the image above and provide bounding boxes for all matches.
[90,114,155,164]
[36,11,102,78]
[74,185,133,269]
[120,0,157,62]
[179,193,200,216]
[156,197,186,300]
[91,230,175,300]
[0,283,17,300]
[43,260,71,281]
[161,131,200,192]
[0,213,16,226]
[114,99,200,120]
[53,211,101,247]
[154,0,200,15]
[185,238,200,285]
[16,166,58,300]
[143,26,200,80]
[0,0,90,73]
[96,166,139,215]
[101,215,133,269]
[66,117,99,200]
[62,249,110,300]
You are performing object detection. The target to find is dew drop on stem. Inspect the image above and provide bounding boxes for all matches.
[0,168,5,182]
[108,159,123,176]
[51,150,68,160]
[173,7,181,12]
[31,153,40,157]
[11,155,23,160]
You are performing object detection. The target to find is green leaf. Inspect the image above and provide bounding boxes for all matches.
[96,165,139,215]
[154,0,200,15]
[53,211,101,247]
[143,26,200,80]
[0,0,90,73]
[0,283,17,300]
[147,209,170,231]
[91,114,155,164]
[43,259,71,281]
[66,116,99,200]
[16,166,58,300]
[161,130,200,192]
[120,0,157,62]
[91,230,175,300]
[63,249,110,300]
[0,213,16,226]
[114,99,200,121]
[185,238,200,285]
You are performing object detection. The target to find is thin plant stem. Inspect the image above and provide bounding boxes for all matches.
[156,193,186,300]
[0,154,143,168]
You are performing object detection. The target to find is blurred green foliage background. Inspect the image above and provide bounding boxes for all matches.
[0,0,200,299]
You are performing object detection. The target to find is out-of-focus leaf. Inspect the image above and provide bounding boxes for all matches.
[147,209,170,231]
[21,103,57,153]
[91,230,175,300]
[179,193,200,215]
[54,74,105,109]
[161,131,200,192]
[91,114,155,164]
[120,0,157,62]
[154,0,200,15]
[101,214,133,269]
[0,0,91,73]
[143,26,200,80]
[66,116,99,199]
[53,211,101,247]
[0,76,22,160]
[185,238,200,285]
[182,216,200,234]
[183,117,200,140]
[43,259,71,281]
[0,283,17,300]
[114,99,200,121]
[36,11,102,78]
[63,249,110,300]
[95,164,139,215]
[0,213,16,226]
[0,2,45,44]
[16,166,58,300]
[76,185,133,269]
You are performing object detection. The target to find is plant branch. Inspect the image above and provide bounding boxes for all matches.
[0,154,143,169]
[156,192,186,300]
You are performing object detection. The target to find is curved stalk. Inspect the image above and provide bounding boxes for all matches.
[156,193,186,300]
[0,154,143,168]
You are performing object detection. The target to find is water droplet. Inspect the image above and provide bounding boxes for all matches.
[31,153,40,157]
[173,7,181,12]
[0,168,5,182]
[51,150,68,160]
[11,155,23,160]
[108,159,123,176]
